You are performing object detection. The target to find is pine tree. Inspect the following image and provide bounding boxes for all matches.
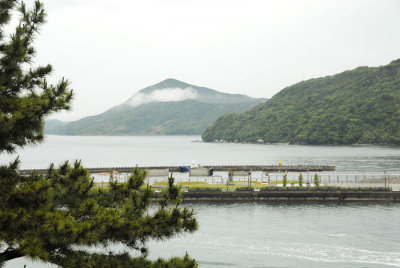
[0,1,198,267]
[0,0,73,153]
[313,173,319,187]
[298,173,303,187]
[0,162,198,267]
[282,174,287,187]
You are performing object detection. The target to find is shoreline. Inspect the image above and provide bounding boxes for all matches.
[162,189,400,202]
[204,140,400,147]
[43,134,400,147]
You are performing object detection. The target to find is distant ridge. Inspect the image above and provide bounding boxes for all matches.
[125,78,259,105]
[202,59,400,145]
[45,79,266,135]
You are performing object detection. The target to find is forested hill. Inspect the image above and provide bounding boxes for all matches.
[45,79,266,135]
[202,59,400,145]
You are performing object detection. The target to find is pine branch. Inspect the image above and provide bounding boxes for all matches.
[0,247,23,263]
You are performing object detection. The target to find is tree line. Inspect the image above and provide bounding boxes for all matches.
[203,59,400,145]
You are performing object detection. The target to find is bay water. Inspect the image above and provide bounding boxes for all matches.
[2,135,400,171]
[2,136,400,268]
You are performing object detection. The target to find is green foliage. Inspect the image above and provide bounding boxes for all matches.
[44,79,266,135]
[0,160,198,267]
[227,168,234,185]
[0,0,73,153]
[53,251,197,268]
[0,3,198,267]
[313,174,319,187]
[45,100,264,135]
[202,60,400,145]
[282,174,287,187]
[228,169,234,179]
[298,173,303,187]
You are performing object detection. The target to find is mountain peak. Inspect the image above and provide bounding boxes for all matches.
[140,78,192,94]
[124,79,264,108]
[160,78,185,84]
[126,79,197,107]
[45,79,267,136]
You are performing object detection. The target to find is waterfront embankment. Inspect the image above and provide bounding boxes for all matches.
[173,188,400,201]
[19,164,335,175]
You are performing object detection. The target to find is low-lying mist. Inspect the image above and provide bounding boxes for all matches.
[127,87,198,107]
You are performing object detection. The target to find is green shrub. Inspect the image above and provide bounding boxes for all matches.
[313,174,319,187]
[298,173,303,187]
[236,187,254,191]
[283,174,288,187]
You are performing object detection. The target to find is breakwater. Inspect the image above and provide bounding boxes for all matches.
[174,188,400,201]
[19,164,335,175]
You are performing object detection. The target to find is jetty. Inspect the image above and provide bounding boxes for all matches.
[19,164,335,175]
[177,188,400,201]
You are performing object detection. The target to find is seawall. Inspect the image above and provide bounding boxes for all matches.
[20,164,335,175]
[175,190,400,201]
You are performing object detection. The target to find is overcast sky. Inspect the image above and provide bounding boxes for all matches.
[25,0,400,121]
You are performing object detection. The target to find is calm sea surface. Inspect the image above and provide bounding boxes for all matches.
[2,135,400,171]
[3,136,400,268]
[147,202,400,268]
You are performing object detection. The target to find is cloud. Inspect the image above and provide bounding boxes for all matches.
[127,87,198,107]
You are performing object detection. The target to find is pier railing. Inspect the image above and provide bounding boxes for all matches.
[19,165,400,190]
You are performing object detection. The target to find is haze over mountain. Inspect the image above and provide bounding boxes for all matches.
[202,59,400,145]
[45,79,266,135]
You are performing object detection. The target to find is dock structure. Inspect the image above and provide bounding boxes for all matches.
[178,188,400,201]
[202,165,335,172]
[19,164,335,175]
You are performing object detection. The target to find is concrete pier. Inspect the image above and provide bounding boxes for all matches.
[177,189,400,201]
[19,164,335,175]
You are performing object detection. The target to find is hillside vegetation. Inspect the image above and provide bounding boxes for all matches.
[202,59,400,145]
[48,100,261,135]
[45,79,265,135]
